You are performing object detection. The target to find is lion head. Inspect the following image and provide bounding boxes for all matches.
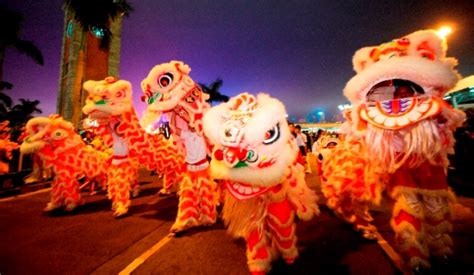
[82,76,134,120]
[141,60,210,133]
[344,30,464,171]
[204,92,297,200]
[20,115,83,159]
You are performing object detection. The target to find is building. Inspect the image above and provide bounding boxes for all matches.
[56,10,122,128]
[444,75,474,110]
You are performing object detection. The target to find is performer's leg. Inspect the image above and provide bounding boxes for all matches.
[171,174,199,232]
[24,155,42,184]
[267,199,298,264]
[351,202,377,240]
[62,177,83,211]
[305,154,312,173]
[44,177,65,211]
[245,226,273,275]
[159,170,175,195]
[107,162,132,217]
[197,169,218,226]
[391,190,430,269]
[130,168,140,198]
[423,191,454,260]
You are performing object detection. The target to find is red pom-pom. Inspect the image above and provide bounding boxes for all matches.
[214,149,224,161]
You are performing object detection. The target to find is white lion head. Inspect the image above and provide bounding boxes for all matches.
[204,92,298,200]
[82,76,134,119]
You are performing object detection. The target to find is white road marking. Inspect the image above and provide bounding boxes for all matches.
[118,233,174,275]
[0,187,51,202]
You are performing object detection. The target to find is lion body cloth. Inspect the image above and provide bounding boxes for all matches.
[83,76,186,217]
[141,61,218,233]
[203,92,319,274]
[0,121,19,175]
[322,30,466,271]
[20,115,109,212]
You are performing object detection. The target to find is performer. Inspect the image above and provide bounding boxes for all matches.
[203,92,319,274]
[0,121,18,175]
[83,77,186,217]
[141,61,218,232]
[340,29,465,271]
[20,115,109,212]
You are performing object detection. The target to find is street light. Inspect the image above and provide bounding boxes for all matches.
[436,26,452,39]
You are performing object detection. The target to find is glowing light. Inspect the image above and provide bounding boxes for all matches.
[338,104,352,111]
[436,26,452,39]
[91,26,105,38]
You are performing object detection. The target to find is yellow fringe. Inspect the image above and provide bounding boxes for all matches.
[392,196,424,220]
[391,186,456,202]
[391,222,429,257]
[426,234,453,256]
[406,256,431,269]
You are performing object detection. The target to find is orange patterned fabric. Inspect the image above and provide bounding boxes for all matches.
[116,110,186,184]
[321,137,385,236]
[21,116,109,212]
[141,62,218,232]
[107,159,138,216]
[0,121,18,174]
[82,77,187,216]
[341,30,465,270]
[204,93,319,274]
[171,169,218,232]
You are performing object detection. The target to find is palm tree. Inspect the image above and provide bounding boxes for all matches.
[199,78,229,104]
[0,5,44,90]
[0,92,12,120]
[58,0,132,126]
[63,0,133,49]
[11,99,42,117]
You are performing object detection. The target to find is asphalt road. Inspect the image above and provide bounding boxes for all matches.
[1,156,473,275]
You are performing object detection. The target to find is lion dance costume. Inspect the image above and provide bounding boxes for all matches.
[20,115,109,212]
[83,77,186,217]
[0,121,18,175]
[141,61,218,233]
[203,93,319,274]
[330,30,465,271]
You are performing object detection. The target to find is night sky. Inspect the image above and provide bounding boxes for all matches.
[3,0,474,121]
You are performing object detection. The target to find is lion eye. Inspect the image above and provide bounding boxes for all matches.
[419,49,435,60]
[115,89,126,98]
[51,129,67,140]
[158,73,174,88]
[263,124,280,145]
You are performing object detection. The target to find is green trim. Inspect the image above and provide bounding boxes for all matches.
[235,161,248,168]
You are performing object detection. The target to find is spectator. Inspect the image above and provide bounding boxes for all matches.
[295,125,312,173]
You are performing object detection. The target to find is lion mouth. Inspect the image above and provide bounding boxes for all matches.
[366,79,425,103]
[226,181,269,200]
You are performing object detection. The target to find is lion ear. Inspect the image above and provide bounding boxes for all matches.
[352,46,376,73]
[83,80,99,93]
[171,60,191,75]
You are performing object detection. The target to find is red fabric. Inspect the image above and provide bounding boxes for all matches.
[394,210,422,231]
[389,161,448,191]
[246,229,269,260]
[267,199,292,224]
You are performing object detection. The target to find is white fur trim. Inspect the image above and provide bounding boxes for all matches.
[345,29,460,104]
[344,57,459,103]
